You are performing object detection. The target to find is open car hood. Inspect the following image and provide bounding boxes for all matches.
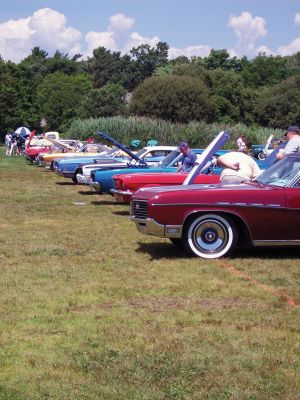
[45,137,73,151]
[96,131,147,165]
[183,131,230,185]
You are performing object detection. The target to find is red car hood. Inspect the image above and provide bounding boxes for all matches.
[133,182,284,207]
[115,172,220,185]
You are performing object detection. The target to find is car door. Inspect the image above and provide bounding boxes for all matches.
[284,182,300,240]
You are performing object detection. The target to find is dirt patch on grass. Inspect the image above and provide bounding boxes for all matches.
[127,296,263,312]
[67,296,263,313]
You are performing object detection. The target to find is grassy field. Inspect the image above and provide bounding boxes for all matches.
[0,147,299,400]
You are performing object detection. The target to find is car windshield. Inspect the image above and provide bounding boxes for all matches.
[255,155,300,187]
[158,149,181,167]
[106,146,118,155]
[135,148,147,158]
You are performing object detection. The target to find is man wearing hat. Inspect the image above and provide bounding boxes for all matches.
[277,125,300,160]
[177,141,197,173]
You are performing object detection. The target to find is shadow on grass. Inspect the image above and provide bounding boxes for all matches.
[55,181,74,186]
[136,241,300,260]
[78,190,98,195]
[91,200,122,206]
[112,210,130,216]
[232,246,300,259]
[136,241,184,260]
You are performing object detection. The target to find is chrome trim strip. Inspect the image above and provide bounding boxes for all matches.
[254,240,300,246]
[110,188,133,196]
[152,202,283,209]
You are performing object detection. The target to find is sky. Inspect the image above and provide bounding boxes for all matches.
[1,0,300,63]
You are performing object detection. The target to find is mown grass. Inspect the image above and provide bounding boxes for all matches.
[0,147,299,400]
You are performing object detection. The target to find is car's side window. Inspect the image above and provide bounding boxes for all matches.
[145,150,166,158]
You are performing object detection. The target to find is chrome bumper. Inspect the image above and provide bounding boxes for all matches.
[130,217,182,238]
[110,188,133,196]
[76,174,89,185]
[89,181,101,192]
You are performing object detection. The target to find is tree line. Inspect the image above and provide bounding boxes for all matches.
[1,43,300,139]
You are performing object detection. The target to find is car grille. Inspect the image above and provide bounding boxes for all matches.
[131,200,148,219]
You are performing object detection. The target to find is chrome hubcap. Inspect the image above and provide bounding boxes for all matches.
[194,221,227,253]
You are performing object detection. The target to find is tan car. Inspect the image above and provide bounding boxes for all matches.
[37,143,112,168]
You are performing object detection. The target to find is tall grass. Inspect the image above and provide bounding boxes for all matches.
[68,117,284,148]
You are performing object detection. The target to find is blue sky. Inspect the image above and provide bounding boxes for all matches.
[1,0,300,62]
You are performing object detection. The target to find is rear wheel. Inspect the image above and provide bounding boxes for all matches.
[182,214,237,259]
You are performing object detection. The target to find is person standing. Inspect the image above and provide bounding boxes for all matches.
[177,141,197,173]
[16,134,23,155]
[236,134,248,153]
[276,125,300,160]
[217,151,261,184]
[9,135,17,156]
[5,133,12,155]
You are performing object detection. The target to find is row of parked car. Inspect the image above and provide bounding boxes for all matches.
[24,131,300,259]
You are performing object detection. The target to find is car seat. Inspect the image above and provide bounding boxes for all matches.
[130,139,141,150]
[147,139,158,146]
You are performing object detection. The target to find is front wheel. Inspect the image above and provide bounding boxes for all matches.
[257,152,266,160]
[182,214,237,259]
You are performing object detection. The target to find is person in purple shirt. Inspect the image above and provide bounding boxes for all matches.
[177,141,197,173]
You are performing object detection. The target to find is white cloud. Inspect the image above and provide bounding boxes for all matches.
[277,37,300,56]
[269,13,300,56]
[83,13,160,58]
[169,45,211,60]
[228,11,267,57]
[295,13,300,25]
[108,13,134,34]
[0,8,82,62]
[123,32,160,53]
[0,17,33,62]
[0,8,214,63]
[256,45,272,55]
[85,31,117,56]
[29,8,82,55]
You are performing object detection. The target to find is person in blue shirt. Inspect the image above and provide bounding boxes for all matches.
[177,141,197,173]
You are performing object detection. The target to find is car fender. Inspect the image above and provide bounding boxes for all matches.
[181,207,253,246]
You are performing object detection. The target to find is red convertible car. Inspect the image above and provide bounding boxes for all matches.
[112,171,220,203]
[130,153,300,259]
